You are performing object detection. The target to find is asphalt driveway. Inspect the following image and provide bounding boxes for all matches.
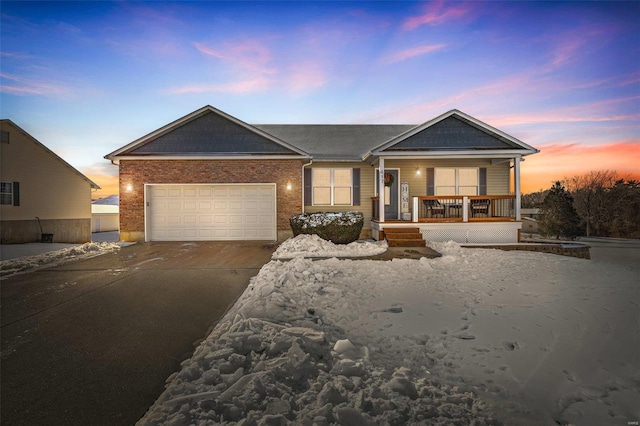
[1,241,277,426]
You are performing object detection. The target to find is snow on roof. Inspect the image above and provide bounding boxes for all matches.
[92,194,119,205]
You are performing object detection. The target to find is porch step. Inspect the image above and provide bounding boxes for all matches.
[385,228,426,247]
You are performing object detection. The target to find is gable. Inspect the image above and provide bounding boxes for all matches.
[382,115,520,151]
[124,110,301,156]
[0,120,100,189]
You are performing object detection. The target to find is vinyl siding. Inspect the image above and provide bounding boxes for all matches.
[304,162,373,226]
[0,122,92,221]
[385,159,511,196]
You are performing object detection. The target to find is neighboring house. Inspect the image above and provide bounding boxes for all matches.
[0,120,100,244]
[105,105,539,244]
[521,208,541,235]
[92,195,119,233]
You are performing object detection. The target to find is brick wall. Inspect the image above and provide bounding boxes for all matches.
[119,159,303,240]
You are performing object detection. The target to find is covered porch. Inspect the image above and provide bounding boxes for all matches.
[371,195,522,244]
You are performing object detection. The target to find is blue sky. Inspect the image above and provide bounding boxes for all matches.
[1,1,638,196]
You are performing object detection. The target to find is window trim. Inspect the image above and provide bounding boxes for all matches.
[311,168,353,206]
[1,181,14,205]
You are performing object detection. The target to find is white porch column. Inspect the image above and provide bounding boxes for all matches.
[462,196,469,222]
[378,158,385,223]
[412,197,418,222]
[514,157,522,221]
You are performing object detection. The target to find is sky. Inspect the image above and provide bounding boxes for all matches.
[1,1,638,198]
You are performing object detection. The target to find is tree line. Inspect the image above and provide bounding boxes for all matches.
[522,171,640,239]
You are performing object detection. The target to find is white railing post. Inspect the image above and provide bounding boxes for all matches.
[412,197,418,222]
[462,196,469,222]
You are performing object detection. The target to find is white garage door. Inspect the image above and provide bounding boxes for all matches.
[146,184,276,241]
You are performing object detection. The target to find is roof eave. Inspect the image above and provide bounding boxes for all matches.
[371,149,538,158]
[108,154,310,165]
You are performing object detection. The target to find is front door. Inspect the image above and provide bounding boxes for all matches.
[376,169,399,220]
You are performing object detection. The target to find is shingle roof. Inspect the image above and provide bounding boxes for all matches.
[106,106,538,162]
[254,124,415,161]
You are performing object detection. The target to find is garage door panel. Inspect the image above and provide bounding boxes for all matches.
[199,215,212,224]
[229,216,243,224]
[148,184,276,241]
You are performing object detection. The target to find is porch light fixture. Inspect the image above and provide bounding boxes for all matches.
[286,181,292,191]
[125,184,133,192]
[416,168,421,175]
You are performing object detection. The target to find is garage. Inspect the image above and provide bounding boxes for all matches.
[146,184,277,241]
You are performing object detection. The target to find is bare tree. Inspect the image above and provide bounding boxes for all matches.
[565,170,618,237]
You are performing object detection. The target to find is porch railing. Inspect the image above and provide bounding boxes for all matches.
[371,195,516,222]
[415,195,515,222]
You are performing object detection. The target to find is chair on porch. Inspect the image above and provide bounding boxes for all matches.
[423,199,445,218]
[470,199,490,217]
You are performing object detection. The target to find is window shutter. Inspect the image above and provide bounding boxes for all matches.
[13,182,20,206]
[352,168,360,206]
[303,168,312,206]
[426,168,435,196]
[479,168,487,195]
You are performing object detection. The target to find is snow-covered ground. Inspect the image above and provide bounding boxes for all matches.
[272,234,388,260]
[0,241,123,279]
[139,236,640,425]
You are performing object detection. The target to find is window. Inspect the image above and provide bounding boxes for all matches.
[312,168,352,206]
[1,131,9,144]
[435,168,478,196]
[1,182,13,205]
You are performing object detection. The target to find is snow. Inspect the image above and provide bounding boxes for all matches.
[0,241,123,278]
[272,235,387,260]
[292,212,363,228]
[138,238,640,425]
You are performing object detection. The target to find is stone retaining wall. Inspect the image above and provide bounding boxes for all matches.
[462,243,590,259]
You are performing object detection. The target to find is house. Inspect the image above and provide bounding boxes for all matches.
[105,105,538,244]
[521,208,541,235]
[92,195,120,233]
[1,120,100,244]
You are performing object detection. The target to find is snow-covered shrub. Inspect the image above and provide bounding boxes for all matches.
[289,212,364,244]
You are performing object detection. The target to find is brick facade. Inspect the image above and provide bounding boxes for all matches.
[119,159,303,241]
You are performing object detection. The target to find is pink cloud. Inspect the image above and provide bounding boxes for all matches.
[380,43,446,65]
[403,1,473,30]
[287,61,327,95]
[0,72,71,97]
[194,40,277,75]
[167,77,272,95]
[486,96,640,127]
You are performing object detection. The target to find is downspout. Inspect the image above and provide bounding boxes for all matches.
[301,159,313,214]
